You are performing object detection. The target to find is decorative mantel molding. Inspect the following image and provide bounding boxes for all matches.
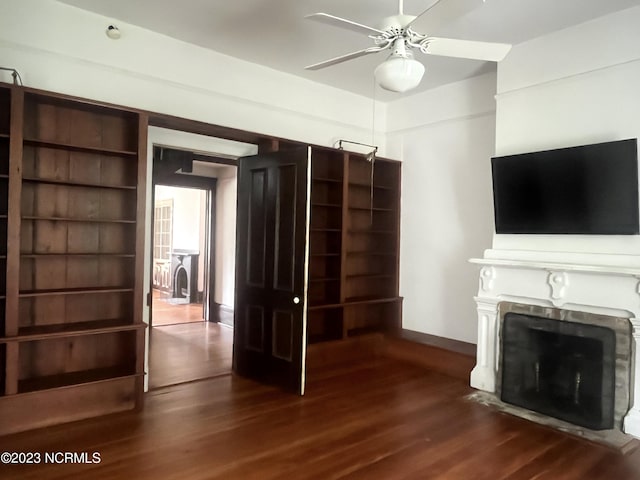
[547,271,569,305]
[479,266,496,292]
[469,254,640,439]
[470,257,640,277]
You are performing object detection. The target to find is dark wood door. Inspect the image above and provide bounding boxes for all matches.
[234,146,310,394]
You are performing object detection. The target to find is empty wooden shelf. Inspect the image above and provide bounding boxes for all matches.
[0,84,147,436]
[307,148,402,343]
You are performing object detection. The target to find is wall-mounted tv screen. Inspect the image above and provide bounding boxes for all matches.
[492,139,639,234]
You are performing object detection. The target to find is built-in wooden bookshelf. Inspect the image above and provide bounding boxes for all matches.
[0,80,401,432]
[0,86,147,435]
[0,85,10,396]
[307,149,401,344]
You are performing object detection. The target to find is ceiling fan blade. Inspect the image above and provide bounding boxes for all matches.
[424,37,511,61]
[305,47,384,71]
[407,0,484,33]
[305,13,386,36]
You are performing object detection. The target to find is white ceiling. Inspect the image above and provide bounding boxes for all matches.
[57,0,640,99]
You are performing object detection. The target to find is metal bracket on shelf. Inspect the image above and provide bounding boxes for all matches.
[0,67,23,85]
[337,140,378,226]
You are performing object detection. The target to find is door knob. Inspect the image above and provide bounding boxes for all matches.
[293,296,300,304]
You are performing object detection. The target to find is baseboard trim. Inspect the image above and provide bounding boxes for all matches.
[383,330,476,381]
[397,329,476,357]
[211,303,234,325]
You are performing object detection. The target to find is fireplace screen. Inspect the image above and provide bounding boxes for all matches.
[501,312,616,430]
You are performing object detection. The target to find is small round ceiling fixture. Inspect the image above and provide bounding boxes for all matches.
[106,25,121,40]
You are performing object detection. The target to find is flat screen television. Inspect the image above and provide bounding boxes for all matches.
[492,139,639,234]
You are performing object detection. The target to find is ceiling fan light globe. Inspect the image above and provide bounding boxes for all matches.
[374,56,425,93]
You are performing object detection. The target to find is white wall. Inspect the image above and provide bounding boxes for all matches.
[155,185,204,252]
[493,5,640,257]
[386,73,498,343]
[215,176,237,308]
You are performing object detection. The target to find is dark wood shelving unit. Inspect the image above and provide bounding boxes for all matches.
[313,177,342,184]
[347,251,397,256]
[22,216,137,224]
[348,229,396,234]
[0,81,403,433]
[346,273,395,279]
[307,149,344,315]
[307,149,401,344]
[22,176,137,190]
[13,318,145,341]
[0,86,146,436]
[348,181,394,190]
[22,138,137,157]
[0,86,11,399]
[18,367,138,394]
[312,203,342,208]
[348,206,395,212]
[19,287,135,297]
[20,253,135,258]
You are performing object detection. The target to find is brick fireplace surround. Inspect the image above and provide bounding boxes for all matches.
[470,249,640,441]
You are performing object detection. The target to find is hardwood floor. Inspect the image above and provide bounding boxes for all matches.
[152,289,205,327]
[149,322,232,389]
[1,359,639,479]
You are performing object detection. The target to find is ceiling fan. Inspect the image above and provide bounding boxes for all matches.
[305,0,512,93]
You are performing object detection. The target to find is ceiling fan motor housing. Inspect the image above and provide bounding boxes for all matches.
[378,14,417,32]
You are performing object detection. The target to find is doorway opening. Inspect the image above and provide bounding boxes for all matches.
[151,185,208,327]
[148,144,240,389]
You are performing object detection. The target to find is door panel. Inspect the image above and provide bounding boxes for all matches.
[273,164,297,292]
[245,305,265,353]
[234,147,310,394]
[246,168,268,287]
[272,310,294,362]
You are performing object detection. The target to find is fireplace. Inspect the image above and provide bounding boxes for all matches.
[469,250,640,442]
[501,312,617,430]
[170,250,199,303]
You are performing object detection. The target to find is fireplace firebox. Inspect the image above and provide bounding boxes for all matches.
[501,312,616,430]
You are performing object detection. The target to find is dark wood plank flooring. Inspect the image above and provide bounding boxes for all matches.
[1,360,639,479]
[149,322,232,389]
[152,289,205,327]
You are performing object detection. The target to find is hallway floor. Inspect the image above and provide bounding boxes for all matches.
[152,289,205,327]
[150,322,233,389]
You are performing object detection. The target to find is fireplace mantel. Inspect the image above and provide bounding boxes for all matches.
[469,249,640,439]
[470,257,640,276]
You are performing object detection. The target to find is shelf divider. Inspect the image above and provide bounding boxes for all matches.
[20,253,135,258]
[18,367,138,394]
[9,319,145,342]
[19,286,134,298]
[23,138,137,157]
[22,176,136,191]
[21,216,136,224]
